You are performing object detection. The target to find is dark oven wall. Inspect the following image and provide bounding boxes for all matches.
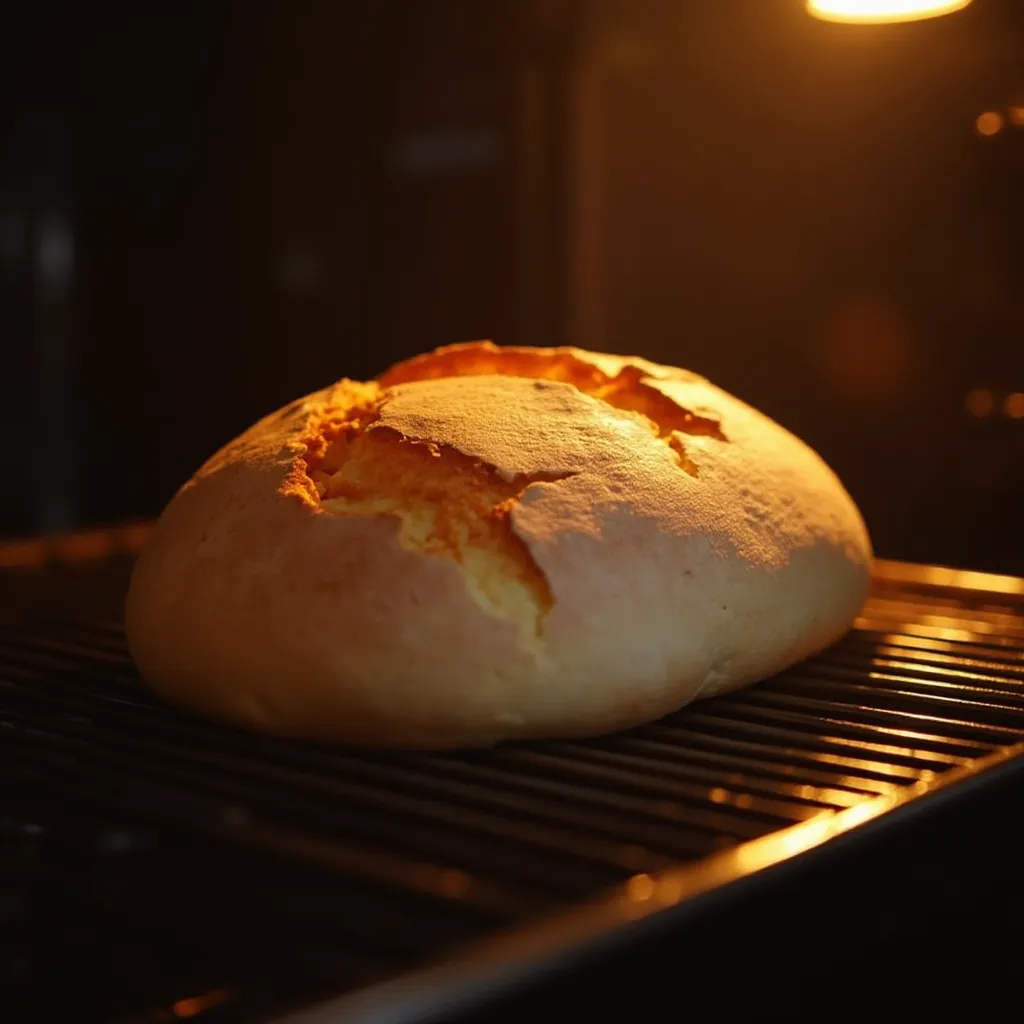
[0,0,541,537]
[1,0,1023,577]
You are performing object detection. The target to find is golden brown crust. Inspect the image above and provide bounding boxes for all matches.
[125,341,873,748]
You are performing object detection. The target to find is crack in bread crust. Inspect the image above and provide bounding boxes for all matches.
[378,341,727,476]
[295,343,726,636]
[302,403,573,641]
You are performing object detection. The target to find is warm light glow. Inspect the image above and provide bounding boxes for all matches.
[626,873,657,901]
[807,0,971,23]
[172,989,233,1018]
[965,387,995,417]
[975,111,1004,137]
[0,538,48,569]
[53,530,113,563]
[1009,106,1024,127]
[1004,392,1024,419]
[437,868,472,897]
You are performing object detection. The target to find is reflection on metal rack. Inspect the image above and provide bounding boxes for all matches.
[1,538,1024,1022]
[0,520,151,570]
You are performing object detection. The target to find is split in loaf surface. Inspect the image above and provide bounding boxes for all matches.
[125,341,873,748]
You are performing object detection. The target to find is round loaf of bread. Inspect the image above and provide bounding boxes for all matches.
[125,342,872,748]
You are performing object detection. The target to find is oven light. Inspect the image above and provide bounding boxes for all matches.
[1004,393,1024,420]
[806,0,971,24]
[975,111,1004,137]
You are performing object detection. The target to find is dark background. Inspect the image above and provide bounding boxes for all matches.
[2,0,1023,574]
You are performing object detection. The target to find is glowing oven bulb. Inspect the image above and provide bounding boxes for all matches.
[806,0,972,24]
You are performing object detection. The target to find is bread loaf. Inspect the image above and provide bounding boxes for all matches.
[125,342,872,747]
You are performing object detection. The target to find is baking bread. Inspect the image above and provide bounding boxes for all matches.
[125,342,872,748]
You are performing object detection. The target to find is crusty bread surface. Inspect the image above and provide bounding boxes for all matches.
[125,342,872,747]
